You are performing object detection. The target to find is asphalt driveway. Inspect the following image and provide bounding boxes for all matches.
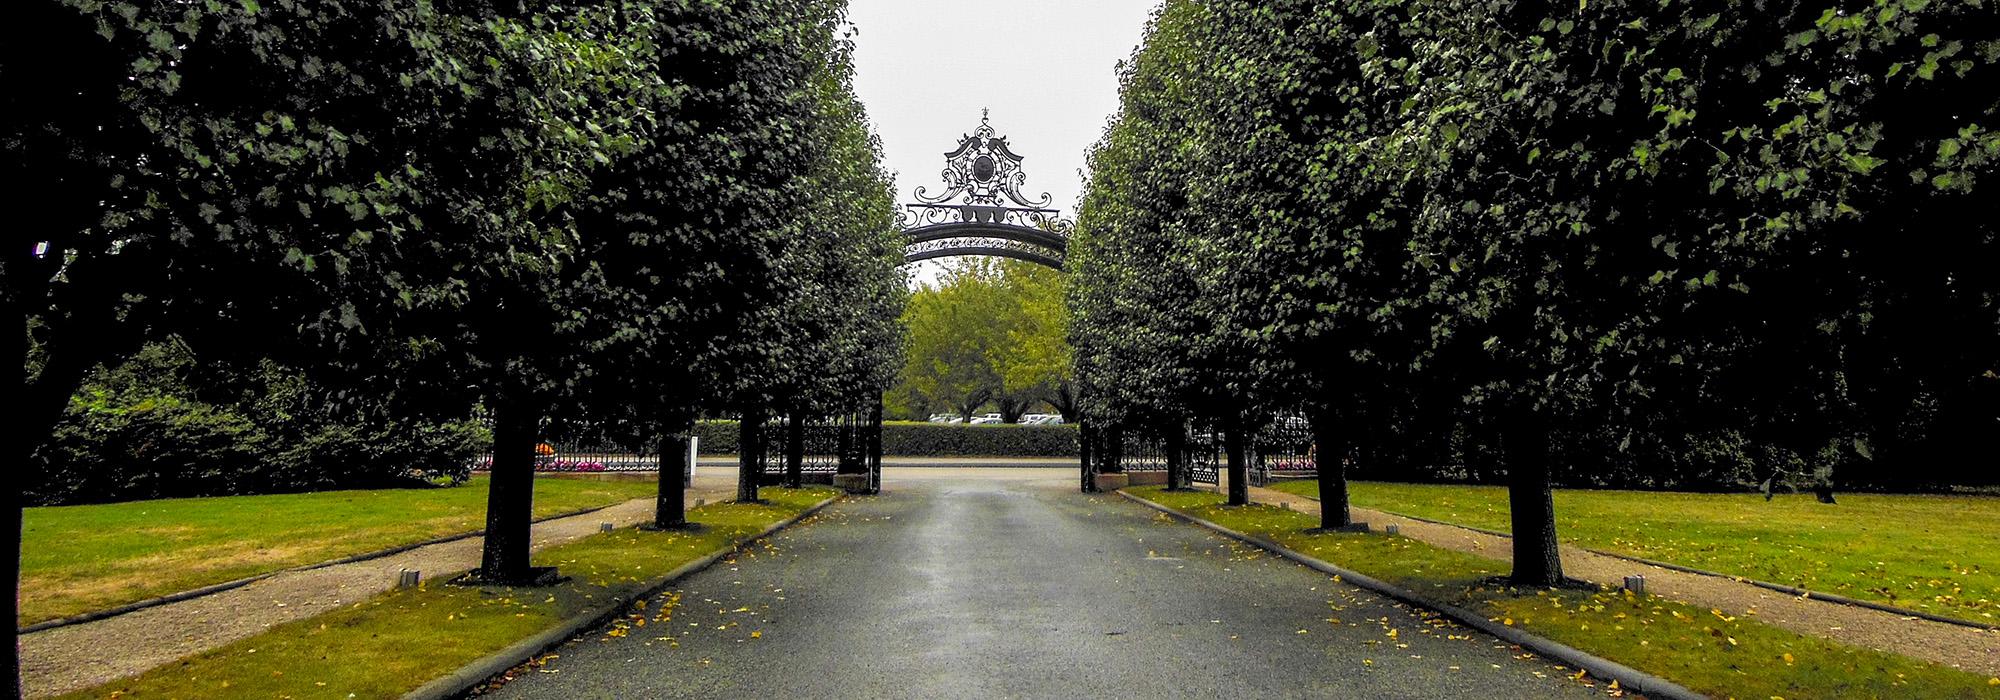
[484,470,1603,699]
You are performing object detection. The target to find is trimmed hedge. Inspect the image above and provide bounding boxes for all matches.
[690,420,1077,457]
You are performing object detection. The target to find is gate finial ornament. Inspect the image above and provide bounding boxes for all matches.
[910,113,1056,214]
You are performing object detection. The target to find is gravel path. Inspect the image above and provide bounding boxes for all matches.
[20,473,742,699]
[484,470,1606,699]
[1238,481,2000,677]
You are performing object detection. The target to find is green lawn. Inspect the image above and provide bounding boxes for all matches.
[22,475,662,626]
[1129,487,2000,699]
[61,487,836,700]
[1268,480,2000,623]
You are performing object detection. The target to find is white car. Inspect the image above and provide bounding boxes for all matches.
[1020,414,1066,425]
[927,413,962,424]
[969,413,1003,424]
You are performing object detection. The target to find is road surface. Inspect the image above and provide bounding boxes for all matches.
[485,469,1603,699]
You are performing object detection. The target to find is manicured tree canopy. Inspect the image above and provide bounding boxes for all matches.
[778,24,906,421]
[1074,0,1320,500]
[1067,0,1997,584]
[1368,0,1997,579]
[696,6,905,502]
[7,0,666,682]
[1071,0,1231,443]
[524,0,868,525]
[1172,0,1445,528]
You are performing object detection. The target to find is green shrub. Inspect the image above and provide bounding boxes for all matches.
[30,344,482,505]
[883,422,1077,456]
[690,420,1076,457]
[691,420,741,455]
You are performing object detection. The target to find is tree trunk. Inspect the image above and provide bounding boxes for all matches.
[1078,422,1097,492]
[3,473,17,697]
[1504,416,1565,586]
[9,308,40,696]
[1165,422,1189,491]
[997,395,1027,423]
[737,407,764,502]
[479,395,540,582]
[1102,423,1124,474]
[653,433,688,529]
[867,397,884,494]
[1051,382,1077,423]
[1309,411,1352,529]
[4,427,22,699]
[784,411,805,488]
[1224,421,1249,506]
[13,292,138,692]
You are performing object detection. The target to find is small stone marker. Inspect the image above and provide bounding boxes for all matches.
[1385,523,1400,536]
[1623,575,1646,595]
[396,569,421,588]
[600,522,615,533]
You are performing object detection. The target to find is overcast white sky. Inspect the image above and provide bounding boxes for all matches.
[846,0,1160,283]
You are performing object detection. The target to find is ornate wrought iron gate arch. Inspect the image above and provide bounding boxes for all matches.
[900,111,1071,270]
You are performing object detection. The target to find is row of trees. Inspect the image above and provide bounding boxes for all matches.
[891,258,1073,422]
[1070,0,1997,587]
[9,0,902,687]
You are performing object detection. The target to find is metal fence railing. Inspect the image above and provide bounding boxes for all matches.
[1109,415,1313,487]
[474,440,695,478]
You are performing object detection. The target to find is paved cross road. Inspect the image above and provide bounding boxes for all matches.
[485,469,1604,699]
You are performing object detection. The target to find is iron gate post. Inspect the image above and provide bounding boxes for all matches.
[737,406,765,503]
[1224,419,1249,506]
[784,411,806,488]
[867,394,884,494]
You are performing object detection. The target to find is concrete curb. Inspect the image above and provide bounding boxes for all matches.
[401,494,842,700]
[19,501,629,635]
[1116,491,1708,700]
[1288,493,2000,632]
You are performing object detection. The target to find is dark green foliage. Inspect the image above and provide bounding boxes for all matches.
[32,344,479,506]
[1073,0,2000,492]
[891,258,1072,423]
[8,0,901,686]
[1072,0,1999,583]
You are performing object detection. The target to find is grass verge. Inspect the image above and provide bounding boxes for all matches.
[22,475,663,627]
[58,487,837,700]
[1131,486,2000,700]
[1267,480,2000,623]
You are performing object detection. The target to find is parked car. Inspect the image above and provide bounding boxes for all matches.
[928,413,962,424]
[1020,413,1066,425]
[969,413,1003,424]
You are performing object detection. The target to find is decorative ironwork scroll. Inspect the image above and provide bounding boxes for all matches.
[901,111,1073,268]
